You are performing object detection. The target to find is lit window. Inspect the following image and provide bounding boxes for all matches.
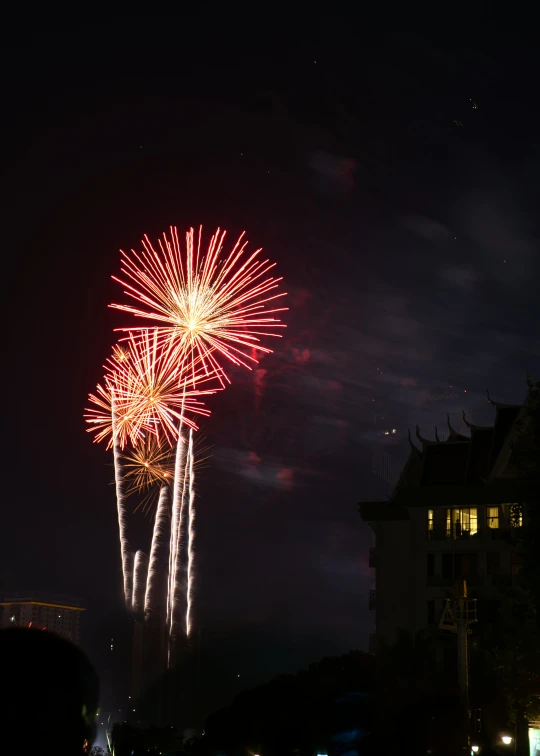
[509,503,523,528]
[427,509,434,532]
[486,507,499,529]
[446,508,478,539]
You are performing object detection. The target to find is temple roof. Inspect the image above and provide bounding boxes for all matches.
[359,379,538,519]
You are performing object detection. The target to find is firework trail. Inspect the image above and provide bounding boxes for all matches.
[168,429,191,647]
[86,335,217,613]
[144,484,170,618]
[186,428,196,636]
[109,226,287,636]
[110,226,288,385]
[112,394,133,608]
[132,550,149,614]
[86,336,213,611]
[166,429,186,635]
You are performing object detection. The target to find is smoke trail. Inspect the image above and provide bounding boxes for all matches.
[166,390,187,633]
[186,429,196,636]
[132,550,149,614]
[112,395,133,609]
[170,436,189,636]
[144,485,170,618]
[166,434,183,630]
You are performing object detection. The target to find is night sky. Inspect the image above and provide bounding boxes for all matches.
[2,13,540,716]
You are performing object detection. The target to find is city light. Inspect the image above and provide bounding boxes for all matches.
[501,735,513,745]
[471,747,479,754]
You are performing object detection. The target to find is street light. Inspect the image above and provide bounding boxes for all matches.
[501,735,513,745]
[471,747,480,753]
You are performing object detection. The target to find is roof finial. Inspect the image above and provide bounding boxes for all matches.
[486,388,494,406]
[416,424,433,445]
[407,428,421,455]
[435,426,440,443]
[462,408,473,429]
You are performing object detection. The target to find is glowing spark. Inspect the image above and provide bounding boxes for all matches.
[85,331,218,449]
[186,428,196,636]
[144,485,170,618]
[132,550,149,614]
[112,344,130,363]
[110,226,288,385]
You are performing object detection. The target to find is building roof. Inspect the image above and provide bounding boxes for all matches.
[0,592,85,612]
[359,379,539,520]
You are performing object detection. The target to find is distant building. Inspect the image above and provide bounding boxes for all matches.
[360,386,537,656]
[0,592,85,645]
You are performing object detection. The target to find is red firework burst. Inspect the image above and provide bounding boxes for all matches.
[109,226,287,385]
[85,331,219,449]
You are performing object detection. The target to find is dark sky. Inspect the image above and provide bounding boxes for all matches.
[2,12,540,717]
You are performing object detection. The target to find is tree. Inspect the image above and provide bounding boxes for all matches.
[202,650,377,756]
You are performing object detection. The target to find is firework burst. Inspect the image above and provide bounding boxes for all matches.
[85,331,219,450]
[121,434,174,513]
[110,226,287,384]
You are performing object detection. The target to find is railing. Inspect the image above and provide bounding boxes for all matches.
[427,574,484,587]
[369,547,376,568]
[369,590,376,610]
[427,527,517,542]
[428,528,480,541]
[486,528,513,543]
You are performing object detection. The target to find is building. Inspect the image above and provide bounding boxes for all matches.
[360,383,540,749]
[0,592,85,645]
[359,386,538,658]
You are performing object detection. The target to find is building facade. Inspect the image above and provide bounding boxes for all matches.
[0,592,85,645]
[360,389,537,658]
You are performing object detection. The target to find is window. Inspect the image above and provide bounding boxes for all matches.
[486,506,499,529]
[509,503,523,528]
[457,553,477,580]
[427,600,435,625]
[442,554,453,581]
[441,553,478,582]
[427,553,435,578]
[446,508,478,539]
[427,509,434,534]
[511,552,523,576]
[486,552,500,575]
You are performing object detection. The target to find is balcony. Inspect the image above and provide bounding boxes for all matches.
[428,528,480,541]
[486,528,513,543]
[369,590,376,610]
[427,574,484,587]
[369,547,376,568]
